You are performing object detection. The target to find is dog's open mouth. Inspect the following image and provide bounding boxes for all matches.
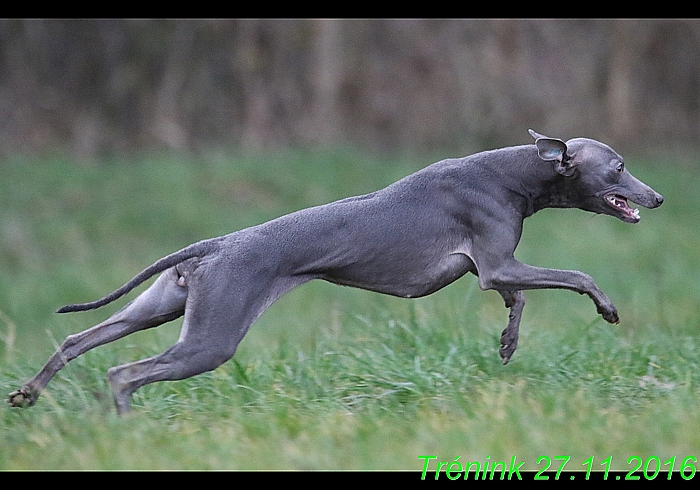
[605,194,640,223]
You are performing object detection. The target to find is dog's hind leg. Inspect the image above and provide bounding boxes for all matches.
[106,264,307,414]
[7,263,191,409]
[107,292,253,414]
[107,337,237,415]
[498,290,525,365]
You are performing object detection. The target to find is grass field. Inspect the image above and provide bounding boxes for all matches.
[1,147,698,472]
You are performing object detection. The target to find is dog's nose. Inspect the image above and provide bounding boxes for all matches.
[655,194,664,206]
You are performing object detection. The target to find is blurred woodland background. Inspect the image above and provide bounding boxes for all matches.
[1,18,699,157]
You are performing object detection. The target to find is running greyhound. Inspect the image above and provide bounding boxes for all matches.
[8,130,664,414]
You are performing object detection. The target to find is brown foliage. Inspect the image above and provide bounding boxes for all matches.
[1,19,699,157]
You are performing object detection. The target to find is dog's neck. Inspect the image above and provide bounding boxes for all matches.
[530,176,581,214]
[477,145,575,218]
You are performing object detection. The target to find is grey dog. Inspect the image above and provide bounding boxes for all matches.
[8,130,664,414]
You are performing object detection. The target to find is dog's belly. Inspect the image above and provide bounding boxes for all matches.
[257,194,479,298]
[322,251,476,298]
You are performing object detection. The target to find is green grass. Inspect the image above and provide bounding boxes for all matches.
[1,148,698,471]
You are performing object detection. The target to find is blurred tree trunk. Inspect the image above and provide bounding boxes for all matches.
[152,20,194,150]
[606,20,641,143]
[309,19,343,143]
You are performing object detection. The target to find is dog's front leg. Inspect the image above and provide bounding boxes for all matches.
[480,258,619,324]
[498,290,525,364]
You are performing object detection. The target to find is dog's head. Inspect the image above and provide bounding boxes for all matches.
[529,129,664,223]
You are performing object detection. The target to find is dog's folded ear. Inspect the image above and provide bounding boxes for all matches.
[528,129,548,141]
[528,129,576,177]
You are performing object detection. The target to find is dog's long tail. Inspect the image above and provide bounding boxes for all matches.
[56,239,221,313]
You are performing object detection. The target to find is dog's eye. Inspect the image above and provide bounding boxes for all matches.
[616,162,625,173]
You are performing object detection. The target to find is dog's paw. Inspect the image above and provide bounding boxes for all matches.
[7,388,35,408]
[599,306,620,324]
[499,338,518,365]
[500,348,513,365]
